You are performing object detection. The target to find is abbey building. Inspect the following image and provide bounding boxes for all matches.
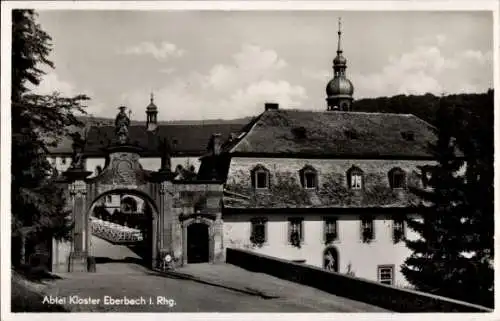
[49,19,436,288]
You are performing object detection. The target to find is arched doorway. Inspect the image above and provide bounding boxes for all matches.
[187,223,209,263]
[86,190,158,269]
[323,246,339,273]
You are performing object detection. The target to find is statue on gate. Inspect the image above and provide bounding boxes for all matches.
[69,132,86,170]
[159,136,171,172]
[115,106,130,144]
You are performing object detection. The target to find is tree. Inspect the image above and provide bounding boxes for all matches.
[11,10,89,267]
[402,96,494,307]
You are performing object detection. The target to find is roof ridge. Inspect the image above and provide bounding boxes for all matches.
[228,113,265,153]
[276,109,414,117]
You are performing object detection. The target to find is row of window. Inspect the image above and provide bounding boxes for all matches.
[251,165,409,190]
[249,217,406,246]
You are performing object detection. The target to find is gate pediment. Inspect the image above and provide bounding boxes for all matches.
[87,150,152,194]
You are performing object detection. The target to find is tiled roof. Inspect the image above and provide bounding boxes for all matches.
[227,109,437,158]
[48,123,246,156]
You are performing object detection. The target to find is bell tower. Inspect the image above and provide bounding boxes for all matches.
[326,18,354,111]
[146,93,158,132]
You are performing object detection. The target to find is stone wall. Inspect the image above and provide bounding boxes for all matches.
[224,157,436,208]
[165,182,224,265]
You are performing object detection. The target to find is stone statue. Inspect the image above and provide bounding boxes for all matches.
[159,137,171,172]
[115,106,130,144]
[69,132,86,170]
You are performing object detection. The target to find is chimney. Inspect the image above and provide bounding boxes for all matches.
[265,102,279,111]
[210,133,222,156]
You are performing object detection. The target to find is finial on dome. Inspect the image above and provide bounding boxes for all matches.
[337,17,343,55]
[150,92,154,104]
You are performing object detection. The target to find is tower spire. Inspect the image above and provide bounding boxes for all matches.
[337,17,342,55]
[326,17,354,112]
[150,92,154,104]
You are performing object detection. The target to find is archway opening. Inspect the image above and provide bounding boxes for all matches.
[88,191,156,270]
[323,246,339,273]
[187,223,209,264]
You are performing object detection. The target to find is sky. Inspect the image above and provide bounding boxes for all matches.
[33,9,494,121]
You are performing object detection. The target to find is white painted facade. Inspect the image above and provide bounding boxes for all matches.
[223,213,420,287]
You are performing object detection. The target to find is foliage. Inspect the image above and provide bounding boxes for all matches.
[290,231,301,248]
[249,233,265,247]
[324,232,337,245]
[402,95,494,308]
[361,228,373,244]
[11,10,89,266]
[345,262,356,277]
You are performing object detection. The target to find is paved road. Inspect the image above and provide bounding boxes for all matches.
[41,235,388,312]
[42,262,388,312]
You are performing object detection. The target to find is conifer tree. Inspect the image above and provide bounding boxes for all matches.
[11,9,89,267]
[402,96,494,307]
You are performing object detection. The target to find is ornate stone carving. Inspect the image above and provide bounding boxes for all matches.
[70,180,87,196]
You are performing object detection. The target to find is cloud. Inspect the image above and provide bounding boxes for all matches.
[120,44,306,120]
[206,44,287,92]
[350,36,492,98]
[120,41,184,60]
[30,71,76,96]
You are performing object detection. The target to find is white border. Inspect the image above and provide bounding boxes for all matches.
[1,1,499,321]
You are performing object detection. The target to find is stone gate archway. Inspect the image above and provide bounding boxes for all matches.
[86,189,159,268]
[51,106,224,273]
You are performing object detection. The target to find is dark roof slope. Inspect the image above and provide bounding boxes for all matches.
[228,109,437,158]
[81,123,246,156]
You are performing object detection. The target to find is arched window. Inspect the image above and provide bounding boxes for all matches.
[388,167,406,189]
[251,164,270,189]
[299,165,318,189]
[346,165,363,190]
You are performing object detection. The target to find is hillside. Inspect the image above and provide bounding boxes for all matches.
[79,116,253,127]
[79,90,493,129]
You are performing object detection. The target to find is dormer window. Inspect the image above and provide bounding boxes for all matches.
[251,164,270,189]
[388,167,406,189]
[347,166,363,190]
[299,165,318,189]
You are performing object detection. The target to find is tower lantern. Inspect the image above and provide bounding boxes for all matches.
[146,92,158,132]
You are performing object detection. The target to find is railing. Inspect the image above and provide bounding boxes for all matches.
[90,217,143,244]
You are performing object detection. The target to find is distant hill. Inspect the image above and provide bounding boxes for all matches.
[78,116,253,127]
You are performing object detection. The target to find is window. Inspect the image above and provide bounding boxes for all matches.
[288,218,304,247]
[392,218,405,243]
[377,265,394,285]
[420,166,433,188]
[361,218,374,243]
[256,172,268,188]
[299,165,317,189]
[61,157,67,165]
[250,217,267,246]
[389,168,406,189]
[251,165,270,189]
[324,217,338,244]
[347,166,363,190]
[107,195,112,203]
